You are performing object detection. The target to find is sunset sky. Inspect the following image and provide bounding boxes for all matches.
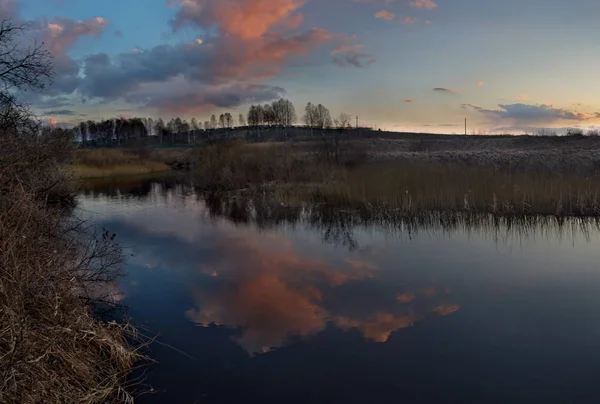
[6,0,600,133]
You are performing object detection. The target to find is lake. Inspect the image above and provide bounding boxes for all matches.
[78,176,600,403]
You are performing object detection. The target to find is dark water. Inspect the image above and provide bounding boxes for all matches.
[78,177,600,404]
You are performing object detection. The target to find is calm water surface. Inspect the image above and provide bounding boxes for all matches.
[78,178,600,404]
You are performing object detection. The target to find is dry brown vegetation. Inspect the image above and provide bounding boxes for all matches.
[193,140,600,217]
[1,129,147,403]
[74,149,171,179]
[0,19,147,403]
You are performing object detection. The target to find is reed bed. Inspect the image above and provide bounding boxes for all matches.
[74,149,170,179]
[193,141,600,217]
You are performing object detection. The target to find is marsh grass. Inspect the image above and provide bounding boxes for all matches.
[193,141,600,217]
[74,149,170,179]
[192,140,336,190]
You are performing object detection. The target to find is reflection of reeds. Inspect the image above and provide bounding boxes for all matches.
[202,190,600,250]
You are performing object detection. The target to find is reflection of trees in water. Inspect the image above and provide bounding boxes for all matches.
[80,178,600,251]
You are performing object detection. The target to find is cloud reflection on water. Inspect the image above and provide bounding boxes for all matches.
[185,230,460,354]
[79,181,462,354]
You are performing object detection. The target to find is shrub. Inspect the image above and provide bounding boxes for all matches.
[1,128,146,403]
[587,129,600,137]
[566,128,585,137]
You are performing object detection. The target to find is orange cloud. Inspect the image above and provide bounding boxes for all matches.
[186,233,376,353]
[476,81,485,86]
[433,304,461,316]
[44,17,108,55]
[397,292,416,303]
[410,0,438,9]
[375,10,396,21]
[48,118,58,126]
[335,313,414,342]
[330,43,365,55]
[209,28,335,82]
[401,16,417,24]
[172,0,305,40]
[185,231,460,353]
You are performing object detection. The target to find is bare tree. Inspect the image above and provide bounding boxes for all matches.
[0,20,53,132]
[189,118,198,143]
[314,104,332,129]
[154,118,165,145]
[248,105,263,127]
[224,112,233,129]
[238,113,246,127]
[210,114,217,130]
[190,118,199,131]
[263,104,275,126]
[335,113,353,130]
[304,102,315,127]
[272,98,296,126]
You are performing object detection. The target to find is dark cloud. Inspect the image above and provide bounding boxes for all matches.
[14,0,371,116]
[74,21,350,113]
[42,109,77,116]
[26,95,73,109]
[124,79,286,115]
[433,88,459,94]
[333,51,376,68]
[462,103,596,123]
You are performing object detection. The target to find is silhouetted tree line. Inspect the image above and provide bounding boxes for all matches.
[65,98,355,148]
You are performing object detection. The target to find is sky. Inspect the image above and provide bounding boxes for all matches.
[4,0,600,133]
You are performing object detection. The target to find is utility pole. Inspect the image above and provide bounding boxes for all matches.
[356,115,359,129]
[465,118,467,135]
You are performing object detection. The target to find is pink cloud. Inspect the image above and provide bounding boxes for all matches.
[43,16,108,55]
[404,99,415,103]
[170,0,369,80]
[171,0,306,40]
[330,43,365,55]
[401,16,417,24]
[374,10,396,21]
[186,232,376,353]
[335,313,414,343]
[410,0,438,9]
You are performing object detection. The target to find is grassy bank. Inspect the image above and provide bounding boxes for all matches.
[74,149,171,179]
[1,132,145,403]
[193,141,600,217]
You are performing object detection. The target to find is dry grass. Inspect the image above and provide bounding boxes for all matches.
[74,149,170,179]
[307,161,600,216]
[1,131,147,403]
[192,140,335,190]
[193,141,600,217]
